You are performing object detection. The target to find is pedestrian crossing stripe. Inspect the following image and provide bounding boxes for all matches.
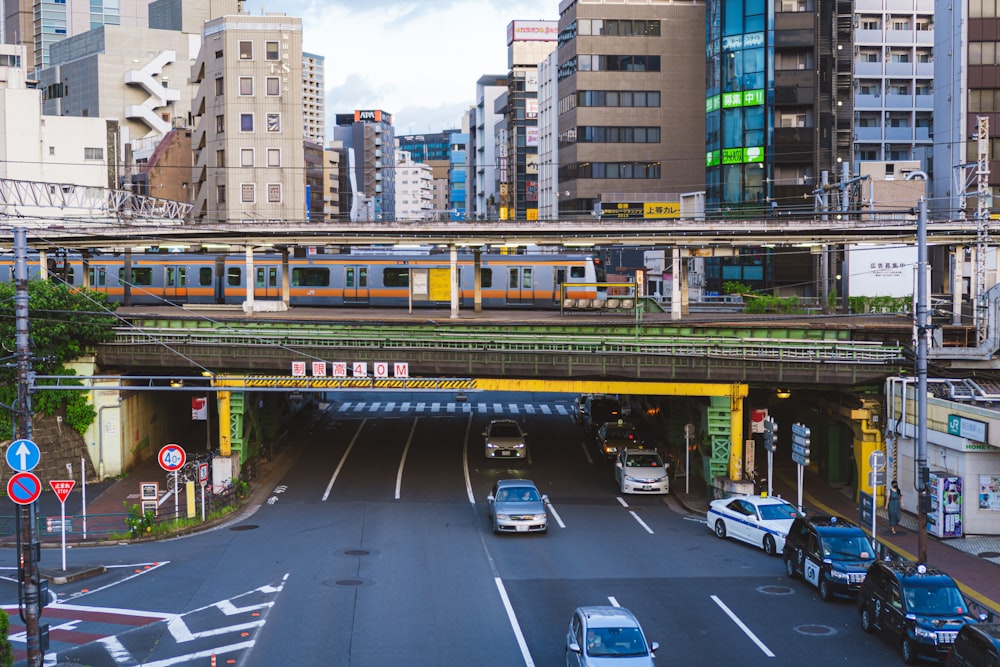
[335,402,572,415]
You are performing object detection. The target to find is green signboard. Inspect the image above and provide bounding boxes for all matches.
[706,150,720,167]
[743,89,764,106]
[948,414,988,442]
[706,95,720,113]
[722,92,743,108]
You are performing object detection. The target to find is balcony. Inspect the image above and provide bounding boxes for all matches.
[915,62,934,77]
[913,94,933,110]
[884,30,915,46]
[854,126,883,141]
[885,62,913,76]
[854,94,883,109]
[885,126,913,141]
[854,61,883,76]
[854,29,884,44]
[915,127,932,141]
[885,93,914,108]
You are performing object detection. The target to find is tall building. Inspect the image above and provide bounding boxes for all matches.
[537,49,559,220]
[503,20,557,221]
[333,109,396,221]
[3,0,153,73]
[190,13,305,223]
[557,0,705,217]
[449,129,469,220]
[853,1,934,169]
[394,149,433,221]
[303,51,325,144]
[469,74,507,219]
[323,139,345,221]
[398,130,457,219]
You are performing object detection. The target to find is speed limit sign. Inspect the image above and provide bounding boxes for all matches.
[158,444,186,472]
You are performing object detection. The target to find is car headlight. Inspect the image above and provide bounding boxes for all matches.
[914,627,936,640]
[514,443,525,448]
[496,513,509,520]
[486,442,496,448]
[829,569,850,581]
[533,514,547,521]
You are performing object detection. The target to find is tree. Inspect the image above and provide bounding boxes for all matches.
[0,279,118,436]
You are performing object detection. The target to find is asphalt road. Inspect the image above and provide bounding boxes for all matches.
[3,392,906,666]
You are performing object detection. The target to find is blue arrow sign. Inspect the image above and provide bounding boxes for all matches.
[5,439,40,473]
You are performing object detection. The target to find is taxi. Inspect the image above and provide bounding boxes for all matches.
[707,494,800,556]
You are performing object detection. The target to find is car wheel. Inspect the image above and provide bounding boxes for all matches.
[819,576,833,601]
[714,519,727,539]
[860,608,874,633]
[785,556,798,578]
[763,534,776,556]
[902,638,919,665]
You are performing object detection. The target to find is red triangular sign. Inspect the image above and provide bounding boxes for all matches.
[50,479,76,503]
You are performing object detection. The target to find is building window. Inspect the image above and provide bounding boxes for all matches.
[217,185,226,203]
[49,146,56,156]
[241,184,255,203]
[241,113,254,132]
[241,148,254,167]
[267,183,282,203]
[216,115,224,133]
[239,41,253,60]
[265,41,280,60]
[266,76,280,96]
[215,50,223,59]
[84,147,103,160]
[267,148,281,167]
[239,76,253,96]
[216,149,225,167]
[266,113,280,132]
[215,77,224,95]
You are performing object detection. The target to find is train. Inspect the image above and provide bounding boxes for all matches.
[0,247,608,309]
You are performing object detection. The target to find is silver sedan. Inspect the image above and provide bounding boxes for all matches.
[487,479,548,534]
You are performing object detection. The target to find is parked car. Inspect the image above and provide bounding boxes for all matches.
[707,494,800,556]
[595,420,642,459]
[859,560,979,664]
[615,448,669,494]
[783,514,876,600]
[486,479,547,534]
[565,605,659,666]
[947,622,1000,667]
[483,419,528,459]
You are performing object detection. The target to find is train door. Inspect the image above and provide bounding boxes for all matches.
[214,257,227,304]
[344,265,370,304]
[506,266,535,306]
[255,266,280,300]
[165,265,188,303]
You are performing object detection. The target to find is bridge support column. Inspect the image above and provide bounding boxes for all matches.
[450,244,459,319]
[244,246,255,314]
[281,247,291,307]
[671,247,689,320]
[952,245,964,326]
[473,248,482,312]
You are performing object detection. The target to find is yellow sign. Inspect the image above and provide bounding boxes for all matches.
[600,202,680,219]
[643,202,681,219]
[500,207,509,220]
[526,208,538,220]
[428,268,451,301]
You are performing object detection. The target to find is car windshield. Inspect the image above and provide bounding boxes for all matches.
[904,583,967,616]
[586,627,648,657]
[821,534,873,560]
[626,453,662,467]
[758,503,799,521]
[496,487,539,503]
[490,423,521,438]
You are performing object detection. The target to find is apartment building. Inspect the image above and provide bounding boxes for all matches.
[190,13,305,224]
[303,51,325,144]
[468,74,507,219]
[394,149,433,221]
[333,110,396,221]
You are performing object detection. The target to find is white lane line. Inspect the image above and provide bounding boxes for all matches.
[395,418,419,500]
[322,419,365,501]
[608,596,621,607]
[629,510,654,534]
[464,414,476,504]
[494,577,536,667]
[580,441,594,465]
[546,499,566,529]
[138,640,256,667]
[711,595,775,657]
[616,497,630,508]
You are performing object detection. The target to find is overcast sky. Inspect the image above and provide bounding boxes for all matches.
[243,0,556,136]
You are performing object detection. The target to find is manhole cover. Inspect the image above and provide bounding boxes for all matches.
[978,551,1000,558]
[229,525,258,531]
[344,549,370,556]
[336,579,364,587]
[323,577,373,588]
[794,624,838,637]
[756,585,795,596]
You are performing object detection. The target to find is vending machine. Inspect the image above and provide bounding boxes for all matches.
[926,472,963,538]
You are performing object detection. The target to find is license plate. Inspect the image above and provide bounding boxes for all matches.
[501,451,512,457]
[642,485,653,491]
[516,525,529,532]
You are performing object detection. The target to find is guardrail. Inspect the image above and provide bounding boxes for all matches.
[111,326,905,365]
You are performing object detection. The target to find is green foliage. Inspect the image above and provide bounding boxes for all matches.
[0,606,11,667]
[124,502,155,537]
[0,279,116,436]
[848,295,911,314]
[744,294,807,314]
[722,281,754,296]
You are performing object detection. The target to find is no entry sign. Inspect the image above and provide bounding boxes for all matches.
[50,479,76,503]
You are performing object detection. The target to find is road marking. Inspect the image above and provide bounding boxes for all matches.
[322,419,365,501]
[546,499,566,528]
[134,640,256,667]
[463,415,476,504]
[395,418,419,500]
[629,510,654,534]
[494,577,535,667]
[616,496,630,508]
[580,440,594,464]
[59,562,170,600]
[608,596,621,607]
[711,594,775,658]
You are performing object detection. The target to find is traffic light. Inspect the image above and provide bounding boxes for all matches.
[763,418,777,452]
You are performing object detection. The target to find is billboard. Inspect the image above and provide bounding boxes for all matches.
[600,202,681,219]
[507,20,558,44]
[847,244,917,297]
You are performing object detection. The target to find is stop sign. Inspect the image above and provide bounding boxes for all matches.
[50,479,76,503]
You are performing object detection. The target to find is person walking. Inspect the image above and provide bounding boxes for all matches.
[887,480,903,534]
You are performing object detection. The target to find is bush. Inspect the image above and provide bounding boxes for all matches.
[0,606,11,667]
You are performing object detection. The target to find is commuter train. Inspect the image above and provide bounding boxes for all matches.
[0,248,608,309]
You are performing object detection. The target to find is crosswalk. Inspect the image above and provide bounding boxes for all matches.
[334,401,575,416]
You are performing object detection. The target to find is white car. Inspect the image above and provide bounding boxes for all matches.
[483,419,528,459]
[707,495,801,556]
[614,448,669,494]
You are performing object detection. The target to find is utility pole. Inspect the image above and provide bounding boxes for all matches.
[14,227,44,666]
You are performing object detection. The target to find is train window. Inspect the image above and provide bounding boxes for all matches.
[119,267,152,286]
[292,267,330,287]
[382,268,409,287]
[89,267,106,287]
[166,267,186,287]
[570,266,586,279]
[199,267,212,286]
[508,269,518,289]
[522,268,532,288]
[227,267,241,287]
[481,268,492,288]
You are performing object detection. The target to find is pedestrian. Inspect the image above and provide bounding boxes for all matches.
[887,480,903,534]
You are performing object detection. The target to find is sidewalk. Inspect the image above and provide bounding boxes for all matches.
[672,464,1000,616]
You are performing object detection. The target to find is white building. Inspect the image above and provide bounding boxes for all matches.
[469,74,507,219]
[537,49,559,220]
[394,149,433,221]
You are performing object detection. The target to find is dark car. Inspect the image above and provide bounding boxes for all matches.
[947,623,1000,667]
[783,514,876,601]
[859,560,979,664]
[582,395,621,432]
[595,420,643,459]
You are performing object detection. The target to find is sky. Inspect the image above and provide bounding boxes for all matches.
[244,0,557,136]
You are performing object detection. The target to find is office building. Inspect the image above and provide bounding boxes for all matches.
[394,149,433,221]
[333,109,395,221]
[469,74,507,219]
[303,51,325,144]
[449,128,469,220]
[398,130,457,219]
[557,0,705,217]
[190,13,305,223]
[537,49,559,219]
